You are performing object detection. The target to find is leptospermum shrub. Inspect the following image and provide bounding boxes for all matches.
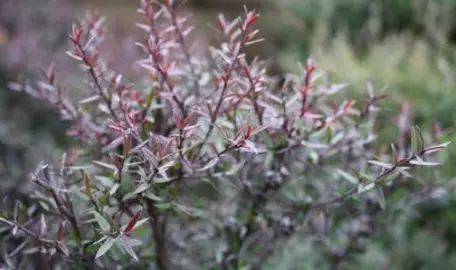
[0,1,451,269]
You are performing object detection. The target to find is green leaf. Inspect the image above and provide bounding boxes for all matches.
[93,160,118,173]
[351,168,361,178]
[69,165,92,170]
[133,182,150,194]
[131,218,149,231]
[411,125,424,153]
[215,249,223,263]
[390,143,397,163]
[409,156,440,166]
[411,127,418,153]
[396,166,412,177]
[325,127,334,143]
[379,171,401,183]
[95,237,117,259]
[374,185,386,209]
[143,192,163,202]
[359,173,375,183]
[423,141,451,155]
[368,160,393,169]
[197,157,219,172]
[122,192,137,202]
[153,177,174,184]
[73,189,91,201]
[92,235,108,246]
[336,169,359,185]
[261,132,274,150]
[309,151,319,164]
[173,203,203,217]
[93,211,111,231]
[358,182,375,194]
[109,183,120,196]
[95,176,115,188]
[79,95,100,104]
[154,203,172,210]
[226,161,246,176]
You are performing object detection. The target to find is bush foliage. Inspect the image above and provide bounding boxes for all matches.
[0,1,451,269]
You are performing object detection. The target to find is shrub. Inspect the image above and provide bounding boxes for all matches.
[0,1,450,269]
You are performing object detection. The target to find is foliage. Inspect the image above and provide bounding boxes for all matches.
[271,0,456,267]
[280,0,456,55]
[273,0,456,177]
[0,1,451,269]
[0,0,74,197]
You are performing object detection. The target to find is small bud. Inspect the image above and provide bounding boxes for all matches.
[244,11,259,30]
[306,57,316,73]
[216,14,227,32]
[243,124,252,139]
[182,112,193,129]
[173,110,183,129]
[165,0,174,8]
[141,0,149,10]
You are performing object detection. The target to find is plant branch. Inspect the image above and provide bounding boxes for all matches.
[146,199,171,270]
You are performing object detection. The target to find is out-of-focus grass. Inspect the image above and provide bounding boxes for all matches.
[264,1,456,268]
[276,9,456,175]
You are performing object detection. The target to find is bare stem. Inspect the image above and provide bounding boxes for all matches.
[146,199,171,270]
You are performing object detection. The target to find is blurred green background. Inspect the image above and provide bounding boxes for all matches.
[1,0,456,268]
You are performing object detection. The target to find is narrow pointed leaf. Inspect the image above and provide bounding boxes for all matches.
[93,160,118,172]
[374,186,385,209]
[379,171,401,183]
[0,217,14,226]
[143,192,163,202]
[198,157,219,172]
[409,158,440,166]
[92,235,108,246]
[93,211,110,231]
[424,141,451,154]
[58,242,70,257]
[390,143,397,164]
[133,182,150,194]
[124,210,142,233]
[336,169,359,185]
[95,237,116,259]
[358,182,375,194]
[109,183,120,196]
[411,126,424,153]
[131,217,149,231]
[368,160,393,169]
[120,236,138,262]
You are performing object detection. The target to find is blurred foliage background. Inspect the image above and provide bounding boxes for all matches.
[2,0,456,268]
